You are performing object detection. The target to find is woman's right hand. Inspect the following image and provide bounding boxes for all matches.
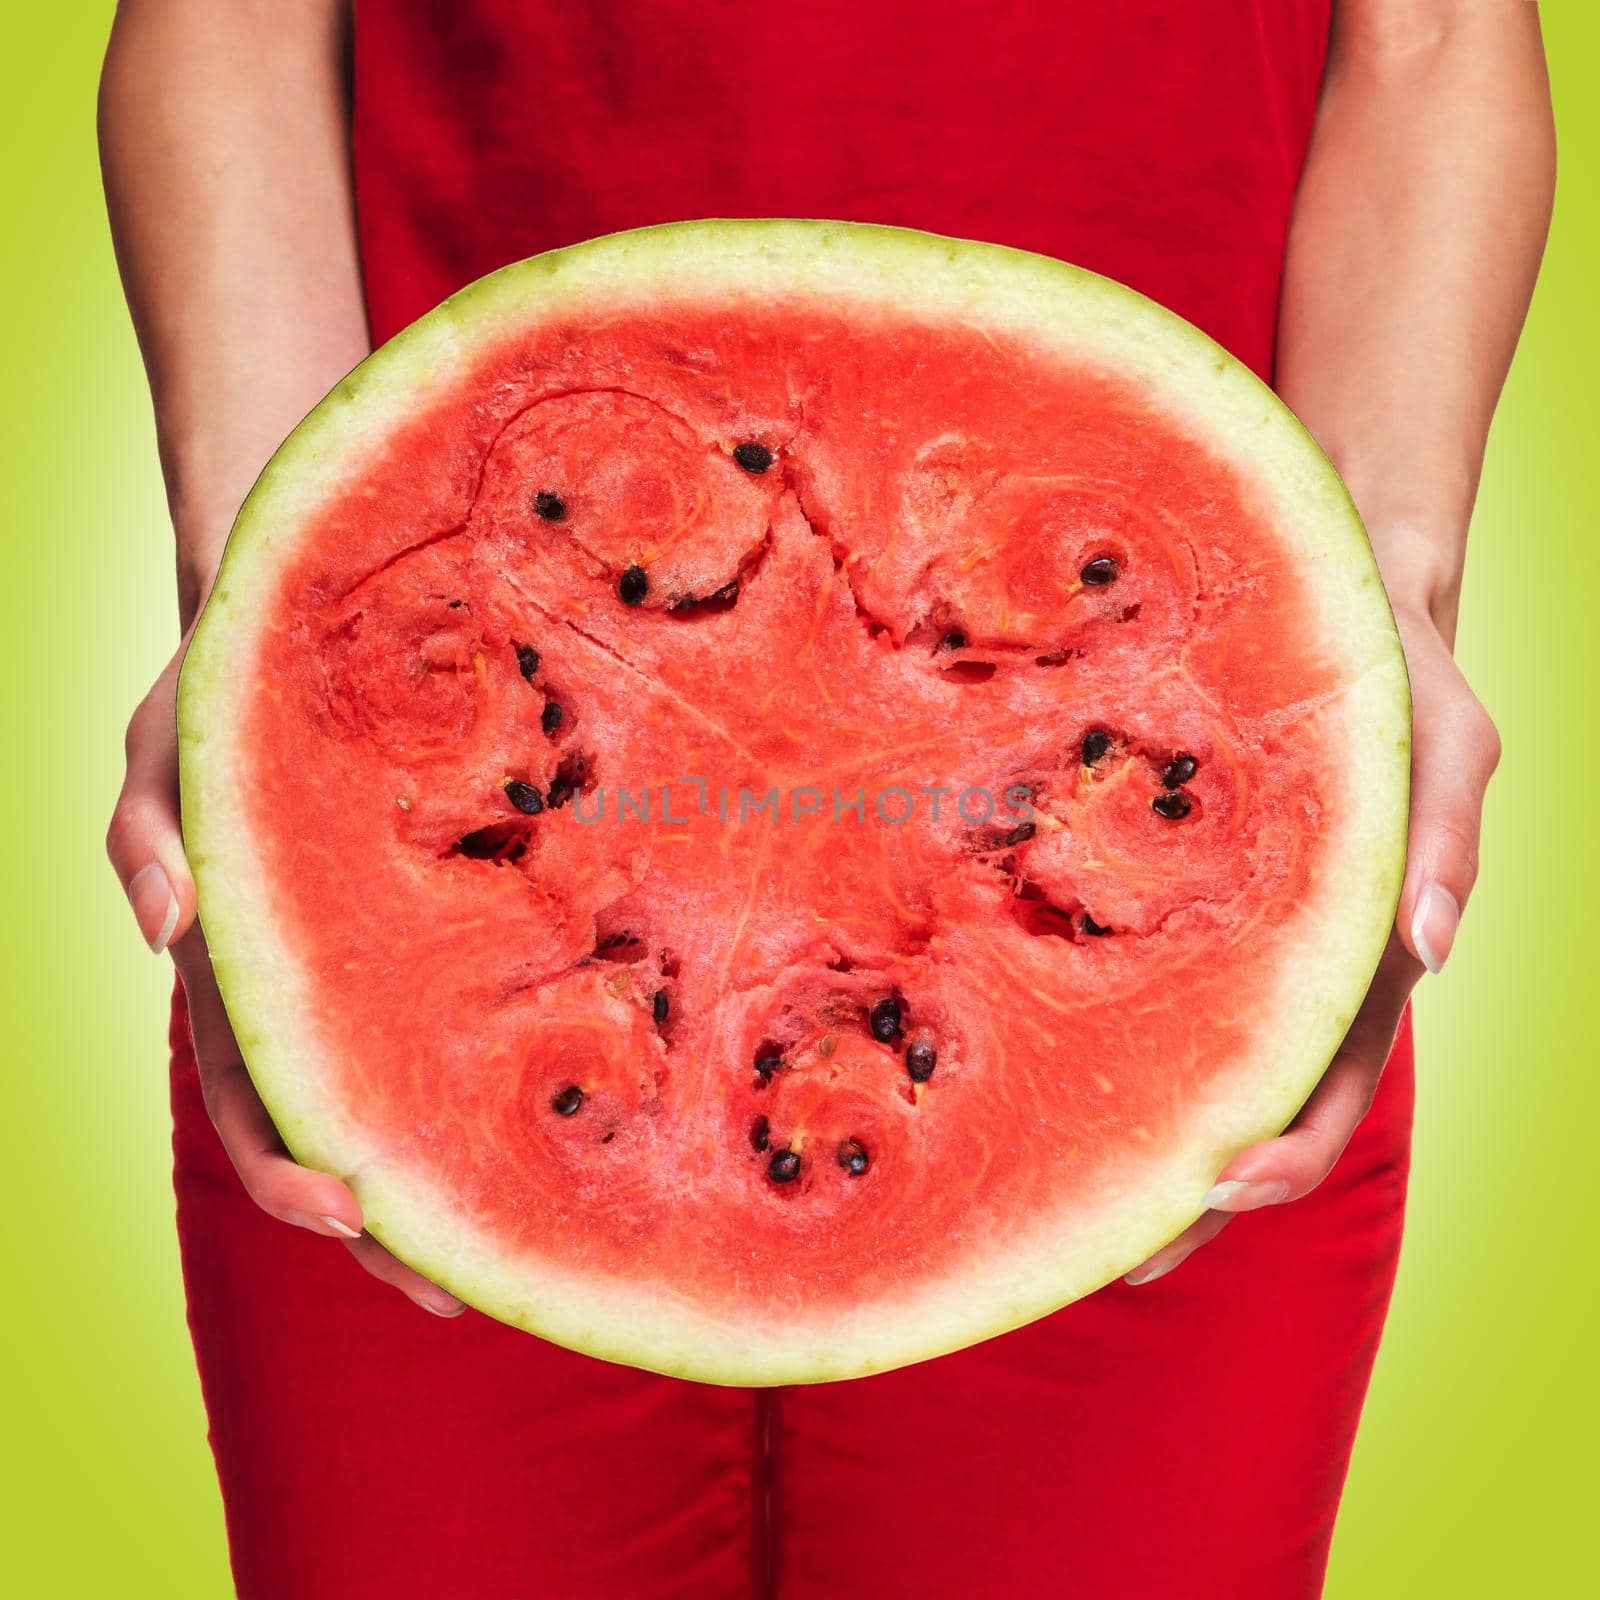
[101,2,440,1304]
[108,640,467,1318]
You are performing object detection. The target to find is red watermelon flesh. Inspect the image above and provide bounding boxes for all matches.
[180,222,1408,1383]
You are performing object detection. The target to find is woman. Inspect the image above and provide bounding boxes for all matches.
[101,3,1552,1595]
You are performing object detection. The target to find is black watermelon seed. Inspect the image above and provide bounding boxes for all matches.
[1161,753,1198,788]
[551,1085,584,1116]
[653,989,669,1025]
[941,631,968,650]
[733,441,774,474]
[837,1139,870,1177]
[1002,821,1036,847]
[906,1040,937,1083]
[504,779,544,815]
[1081,729,1111,766]
[1080,556,1120,586]
[619,565,649,605]
[1081,913,1112,937]
[534,491,567,522]
[754,1053,782,1084]
[1153,790,1193,821]
[515,643,540,680]
[869,998,902,1043]
[768,1148,801,1183]
[541,701,563,736]
[751,1115,770,1152]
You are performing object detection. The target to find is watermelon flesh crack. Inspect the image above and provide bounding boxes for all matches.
[180,221,1407,1383]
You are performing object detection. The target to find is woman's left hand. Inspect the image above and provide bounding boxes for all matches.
[1124,601,1501,1284]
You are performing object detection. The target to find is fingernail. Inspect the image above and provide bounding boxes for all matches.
[1411,882,1460,975]
[128,863,179,953]
[423,1298,466,1318]
[1125,1248,1192,1287]
[318,1215,362,1239]
[1203,1178,1290,1212]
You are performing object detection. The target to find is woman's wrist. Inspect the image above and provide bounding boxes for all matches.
[172,503,234,632]
[1359,519,1468,646]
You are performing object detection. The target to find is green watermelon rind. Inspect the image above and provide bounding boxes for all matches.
[179,219,1409,1385]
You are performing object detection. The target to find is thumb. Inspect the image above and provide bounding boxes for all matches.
[106,647,198,953]
[1396,625,1501,975]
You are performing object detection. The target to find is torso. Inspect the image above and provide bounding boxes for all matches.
[350,0,1332,377]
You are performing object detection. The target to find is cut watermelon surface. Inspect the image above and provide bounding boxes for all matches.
[179,220,1408,1384]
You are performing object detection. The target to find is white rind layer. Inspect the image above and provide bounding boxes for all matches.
[179,220,1409,1385]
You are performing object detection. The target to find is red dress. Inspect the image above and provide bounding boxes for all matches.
[171,4,1415,1595]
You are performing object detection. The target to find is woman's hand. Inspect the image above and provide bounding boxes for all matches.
[1125,602,1500,1284]
[99,8,448,1310]
[107,639,467,1319]
[1124,3,1554,1286]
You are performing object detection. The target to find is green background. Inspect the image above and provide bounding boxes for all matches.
[2,6,1594,1593]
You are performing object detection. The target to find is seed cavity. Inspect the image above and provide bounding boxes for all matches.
[504,779,544,815]
[751,1114,770,1152]
[515,643,541,680]
[619,565,649,605]
[1081,729,1111,766]
[1161,753,1198,788]
[652,989,669,1025]
[1081,913,1112,937]
[768,1148,801,1183]
[906,1040,937,1083]
[940,630,968,650]
[869,997,902,1043]
[733,441,774,474]
[534,491,567,522]
[670,578,742,616]
[754,1052,782,1084]
[453,822,527,865]
[551,1085,584,1116]
[837,1138,870,1177]
[1152,790,1193,821]
[546,751,591,809]
[1001,821,1036,847]
[542,701,564,736]
[940,659,997,685]
[1080,556,1120,586]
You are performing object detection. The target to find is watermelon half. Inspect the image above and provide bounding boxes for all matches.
[179,220,1408,1385]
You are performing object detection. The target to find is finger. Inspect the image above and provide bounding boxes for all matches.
[343,1231,466,1318]
[106,648,198,952]
[173,926,363,1241]
[1393,620,1501,973]
[1125,1210,1232,1286]
[1201,943,1414,1211]
[1203,1051,1382,1210]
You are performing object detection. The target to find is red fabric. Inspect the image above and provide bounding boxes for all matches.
[174,4,1418,1595]
[173,996,1412,1599]
[350,0,1333,378]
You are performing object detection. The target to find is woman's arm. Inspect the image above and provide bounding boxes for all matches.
[1129,0,1554,1281]
[102,0,463,1315]
[1279,0,1554,644]
[101,0,369,625]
